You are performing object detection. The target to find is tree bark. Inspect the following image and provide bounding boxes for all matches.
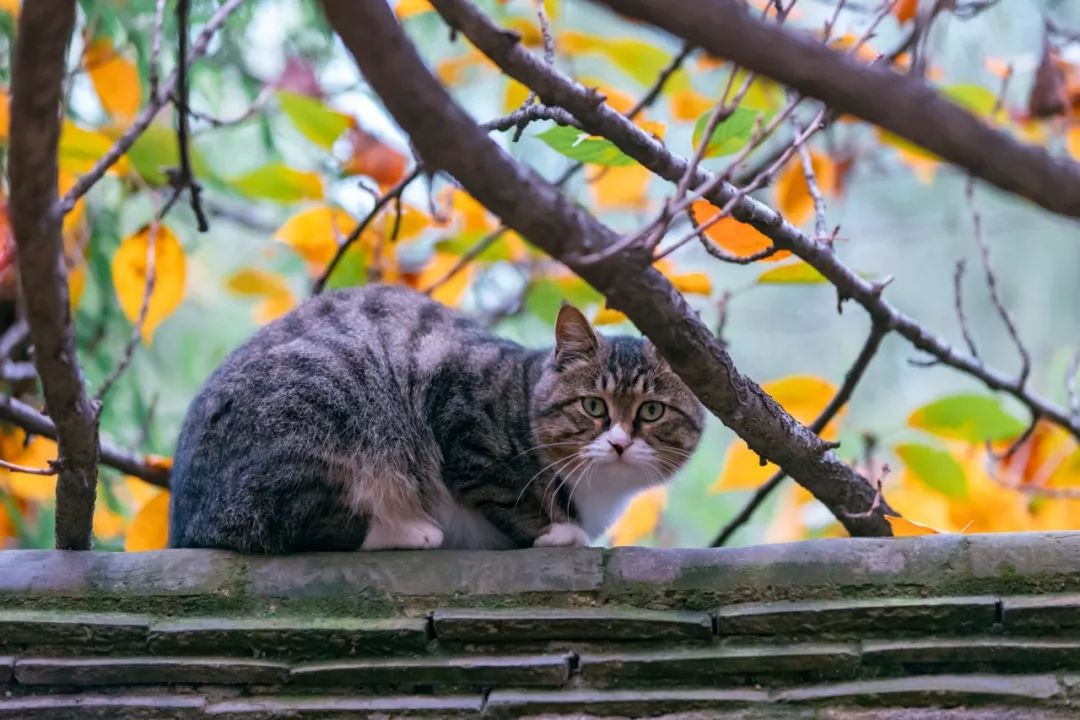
[318,0,892,536]
[8,0,100,549]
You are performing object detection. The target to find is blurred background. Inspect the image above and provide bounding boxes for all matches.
[1,0,1079,550]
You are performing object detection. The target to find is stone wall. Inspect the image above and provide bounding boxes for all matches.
[1,532,1079,718]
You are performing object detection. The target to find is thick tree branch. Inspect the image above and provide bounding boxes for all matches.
[0,395,169,489]
[432,0,1080,442]
[9,0,100,549]
[589,0,1080,221]
[319,0,892,536]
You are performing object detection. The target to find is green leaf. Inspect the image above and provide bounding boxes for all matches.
[756,261,827,285]
[941,83,998,117]
[895,443,968,499]
[526,276,603,323]
[436,232,514,262]
[908,394,1026,443]
[537,125,635,167]
[691,106,764,158]
[228,163,324,203]
[325,245,367,291]
[277,90,352,150]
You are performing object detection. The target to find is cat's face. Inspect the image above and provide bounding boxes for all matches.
[530,304,704,534]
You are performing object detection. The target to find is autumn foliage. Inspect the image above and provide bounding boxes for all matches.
[2,0,1080,551]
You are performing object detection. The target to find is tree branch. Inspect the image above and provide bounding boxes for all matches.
[431,0,1080,442]
[9,0,100,549]
[0,395,169,489]
[711,320,889,546]
[319,0,892,536]
[589,0,1080,221]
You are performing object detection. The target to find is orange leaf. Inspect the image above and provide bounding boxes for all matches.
[892,0,918,24]
[94,497,128,540]
[343,129,407,188]
[712,375,841,491]
[111,224,186,343]
[0,88,8,141]
[227,268,297,324]
[84,37,141,122]
[593,306,628,325]
[774,151,837,227]
[669,89,713,121]
[1,432,58,502]
[408,252,471,307]
[1068,126,1080,163]
[590,164,653,211]
[395,0,431,19]
[691,202,791,262]
[608,487,666,546]
[885,515,943,537]
[125,491,170,552]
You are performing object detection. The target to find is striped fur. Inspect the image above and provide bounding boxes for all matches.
[169,285,703,553]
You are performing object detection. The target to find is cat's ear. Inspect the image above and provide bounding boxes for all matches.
[555,302,598,363]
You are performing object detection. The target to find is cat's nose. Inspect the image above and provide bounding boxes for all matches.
[608,441,626,456]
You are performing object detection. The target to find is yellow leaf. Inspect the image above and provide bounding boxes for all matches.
[1068,126,1080,163]
[691,202,791,262]
[608,486,666,546]
[669,89,713,121]
[111,224,186,343]
[274,206,357,273]
[949,446,1035,533]
[590,163,652,210]
[442,189,496,233]
[395,0,431,18]
[94,498,128,539]
[226,268,297,324]
[0,88,8,141]
[504,79,531,113]
[124,476,160,509]
[885,515,943,537]
[124,491,170,552]
[712,375,840,491]
[669,271,711,296]
[774,151,837,227]
[59,120,130,177]
[84,38,141,122]
[411,252,471,307]
[69,262,86,311]
[1,433,58,502]
[593,306,628,325]
[0,0,18,18]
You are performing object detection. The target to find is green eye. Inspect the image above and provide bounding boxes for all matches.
[638,401,665,422]
[581,396,607,418]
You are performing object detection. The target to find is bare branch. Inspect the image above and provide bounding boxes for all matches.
[792,115,829,241]
[324,0,893,535]
[952,260,980,359]
[434,0,1080,441]
[625,41,693,118]
[9,0,100,549]
[0,456,59,476]
[589,0,1080,221]
[148,0,168,100]
[481,104,582,132]
[0,395,170,489]
[53,0,246,219]
[711,320,889,546]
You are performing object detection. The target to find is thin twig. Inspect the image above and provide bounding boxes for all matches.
[625,41,693,119]
[510,0,555,142]
[481,104,582,132]
[966,181,1030,386]
[1067,351,1080,421]
[0,457,60,476]
[792,115,829,241]
[181,84,274,128]
[423,226,508,295]
[843,473,887,519]
[952,259,980,359]
[312,165,426,294]
[95,222,158,408]
[0,319,28,362]
[53,0,246,219]
[711,321,889,546]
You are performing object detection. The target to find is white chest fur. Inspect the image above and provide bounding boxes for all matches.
[569,463,656,539]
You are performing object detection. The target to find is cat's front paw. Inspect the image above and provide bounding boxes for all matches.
[361,518,444,550]
[533,523,590,548]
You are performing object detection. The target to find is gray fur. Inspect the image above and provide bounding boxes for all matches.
[170,285,702,553]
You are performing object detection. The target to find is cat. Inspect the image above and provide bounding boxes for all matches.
[169,285,704,553]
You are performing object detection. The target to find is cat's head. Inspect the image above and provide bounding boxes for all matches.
[530,303,705,537]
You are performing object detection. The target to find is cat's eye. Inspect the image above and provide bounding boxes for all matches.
[637,401,665,422]
[581,396,608,418]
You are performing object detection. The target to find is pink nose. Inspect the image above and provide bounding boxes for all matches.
[609,441,626,456]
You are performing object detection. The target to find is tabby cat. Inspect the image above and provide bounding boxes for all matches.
[170,285,703,553]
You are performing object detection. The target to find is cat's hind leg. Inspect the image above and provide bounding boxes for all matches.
[337,450,446,551]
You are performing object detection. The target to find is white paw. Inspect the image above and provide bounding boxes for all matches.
[361,518,444,551]
[533,522,590,548]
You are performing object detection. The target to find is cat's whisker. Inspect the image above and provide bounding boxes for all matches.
[509,440,583,462]
[545,455,590,520]
[516,451,584,509]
